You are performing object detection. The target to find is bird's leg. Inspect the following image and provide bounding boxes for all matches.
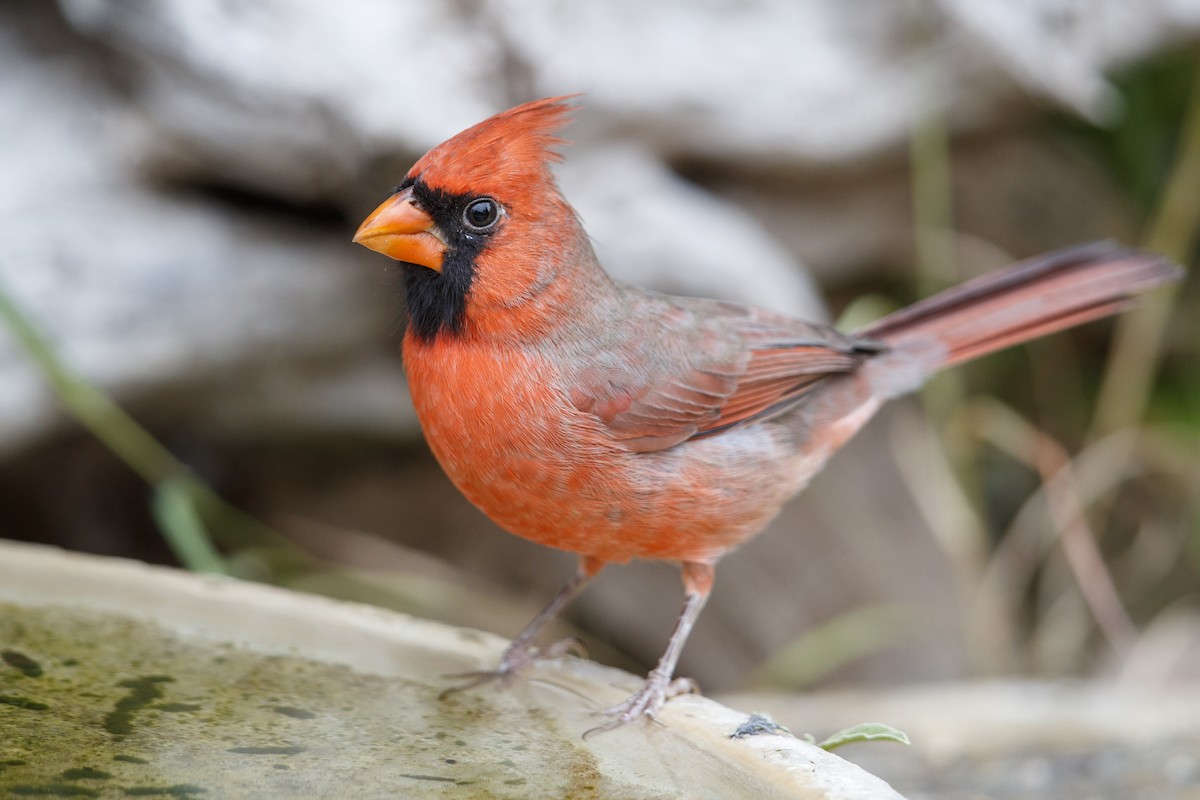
[587,561,713,735]
[440,556,602,698]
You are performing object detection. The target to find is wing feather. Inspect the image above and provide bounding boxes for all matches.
[575,298,877,452]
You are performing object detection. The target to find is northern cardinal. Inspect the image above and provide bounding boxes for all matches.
[353,97,1180,730]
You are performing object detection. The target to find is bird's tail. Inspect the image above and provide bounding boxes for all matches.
[856,242,1180,396]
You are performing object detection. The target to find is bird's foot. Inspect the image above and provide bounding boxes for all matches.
[438,637,585,699]
[584,671,699,737]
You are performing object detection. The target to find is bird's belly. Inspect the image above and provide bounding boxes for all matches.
[404,342,801,564]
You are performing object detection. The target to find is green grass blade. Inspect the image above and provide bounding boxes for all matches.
[151,478,229,574]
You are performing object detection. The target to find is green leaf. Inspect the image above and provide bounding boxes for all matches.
[816,722,911,752]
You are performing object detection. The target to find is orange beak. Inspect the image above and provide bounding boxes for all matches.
[352,186,446,271]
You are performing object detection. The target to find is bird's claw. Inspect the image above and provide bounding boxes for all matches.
[439,637,586,700]
[583,673,699,738]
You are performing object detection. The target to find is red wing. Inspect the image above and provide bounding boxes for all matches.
[691,344,863,438]
[583,309,874,453]
[597,365,737,452]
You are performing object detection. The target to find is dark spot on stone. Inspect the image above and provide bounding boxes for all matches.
[226,746,305,755]
[3,650,44,678]
[121,785,206,797]
[271,706,316,719]
[399,774,456,783]
[0,695,48,711]
[60,768,111,780]
[104,676,174,735]
[10,785,99,797]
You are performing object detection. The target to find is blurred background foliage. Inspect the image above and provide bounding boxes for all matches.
[0,1,1197,698]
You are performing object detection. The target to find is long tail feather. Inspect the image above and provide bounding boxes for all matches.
[859,242,1181,372]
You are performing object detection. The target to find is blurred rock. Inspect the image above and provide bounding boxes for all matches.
[0,2,411,457]
[55,0,506,203]
[500,0,1200,149]
[940,0,1200,119]
[0,188,405,456]
[561,144,826,318]
[714,131,1137,283]
[57,0,1200,177]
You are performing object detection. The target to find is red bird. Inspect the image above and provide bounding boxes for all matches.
[354,97,1179,730]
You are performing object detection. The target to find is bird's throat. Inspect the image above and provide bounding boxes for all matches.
[403,256,475,342]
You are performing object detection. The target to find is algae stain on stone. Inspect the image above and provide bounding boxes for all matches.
[104,676,175,735]
[59,767,111,780]
[122,784,207,796]
[2,601,635,799]
[112,756,149,765]
[399,773,457,783]
[0,604,320,797]
[271,706,316,719]
[0,694,49,711]
[3,650,44,678]
[9,783,100,796]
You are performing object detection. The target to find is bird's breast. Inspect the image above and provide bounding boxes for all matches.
[403,335,622,552]
[401,334,806,564]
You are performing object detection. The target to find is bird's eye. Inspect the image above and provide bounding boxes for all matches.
[463,198,501,232]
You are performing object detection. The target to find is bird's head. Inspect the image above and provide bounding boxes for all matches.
[354,96,593,342]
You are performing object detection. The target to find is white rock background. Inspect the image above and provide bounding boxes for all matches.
[1,0,1197,695]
